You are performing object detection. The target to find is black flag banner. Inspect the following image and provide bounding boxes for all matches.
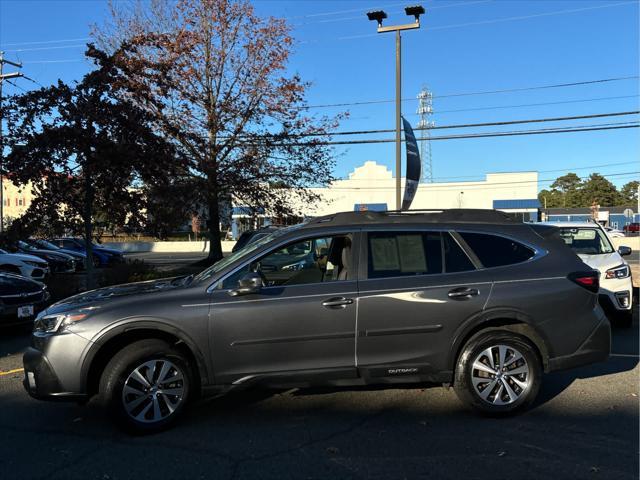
[401,116,421,210]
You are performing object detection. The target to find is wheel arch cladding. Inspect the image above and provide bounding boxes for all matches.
[84,326,208,398]
[450,316,549,374]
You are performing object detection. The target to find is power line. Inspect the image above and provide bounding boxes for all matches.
[302,76,639,109]
[280,111,640,138]
[263,123,639,147]
[0,37,91,47]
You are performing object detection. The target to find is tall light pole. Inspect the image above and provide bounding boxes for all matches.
[367,5,424,210]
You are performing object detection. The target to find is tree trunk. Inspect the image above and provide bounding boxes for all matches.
[83,168,96,289]
[206,187,223,263]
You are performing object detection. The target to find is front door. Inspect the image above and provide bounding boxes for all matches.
[208,232,359,384]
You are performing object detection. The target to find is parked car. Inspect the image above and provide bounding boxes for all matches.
[604,226,625,238]
[0,249,49,281]
[623,222,640,234]
[50,238,124,266]
[16,241,76,274]
[0,273,50,327]
[540,221,634,327]
[232,226,283,253]
[25,239,87,271]
[25,209,610,433]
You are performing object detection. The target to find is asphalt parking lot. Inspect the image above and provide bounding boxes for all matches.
[0,309,638,480]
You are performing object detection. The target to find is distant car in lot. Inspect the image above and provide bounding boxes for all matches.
[25,209,610,433]
[232,226,283,253]
[50,238,124,267]
[0,249,49,280]
[16,241,76,274]
[540,221,634,327]
[604,226,625,238]
[0,273,50,327]
[623,222,640,235]
[25,239,87,271]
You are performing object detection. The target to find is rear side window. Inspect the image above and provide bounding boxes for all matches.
[443,233,475,273]
[367,232,442,278]
[459,232,535,268]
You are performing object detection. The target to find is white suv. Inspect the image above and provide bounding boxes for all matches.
[541,222,634,327]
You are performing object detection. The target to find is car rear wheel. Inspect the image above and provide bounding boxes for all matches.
[98,339,192,434]
[454,331,541,415]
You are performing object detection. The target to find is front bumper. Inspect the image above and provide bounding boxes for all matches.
[22,331,92,401]
[0,300,48,327]
[547,313,611,372]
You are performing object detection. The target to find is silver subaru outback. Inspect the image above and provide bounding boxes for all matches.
[24,210,611,433]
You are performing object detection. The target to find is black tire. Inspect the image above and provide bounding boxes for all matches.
[98,339,192,434]
[613,309,633,329]
[454,331,542,415]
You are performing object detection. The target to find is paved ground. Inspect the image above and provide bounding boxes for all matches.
[0,310,638,480]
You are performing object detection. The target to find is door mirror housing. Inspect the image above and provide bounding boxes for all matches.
[229,272,264,296]
[617,246,632,257]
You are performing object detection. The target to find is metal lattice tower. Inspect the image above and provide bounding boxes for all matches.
[416,86,434,183]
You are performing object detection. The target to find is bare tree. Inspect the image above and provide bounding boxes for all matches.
[94,0,342,262]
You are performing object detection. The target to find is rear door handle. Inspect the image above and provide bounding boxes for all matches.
[322,297,354,308]
[448,288,480,300]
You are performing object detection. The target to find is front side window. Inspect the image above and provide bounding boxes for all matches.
[459,232,535,268]
[367,231,442,279]
[557,227,614,255]
[219,234,354,289]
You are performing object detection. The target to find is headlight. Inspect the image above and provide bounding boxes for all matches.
[605,264,630,280]
[282,260,308,271]
[25,261,45,267]
[34,312,88,333]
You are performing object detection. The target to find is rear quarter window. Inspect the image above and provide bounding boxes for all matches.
[459,232,535,268]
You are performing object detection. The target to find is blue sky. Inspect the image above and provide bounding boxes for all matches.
[1,0,638,191]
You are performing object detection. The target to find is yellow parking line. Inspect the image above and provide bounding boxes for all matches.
[0,368,24,377]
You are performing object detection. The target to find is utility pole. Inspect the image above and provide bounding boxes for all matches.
[367,5,425,210]
[0,51,24,233]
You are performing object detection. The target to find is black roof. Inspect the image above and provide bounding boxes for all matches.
[305,209,520,227]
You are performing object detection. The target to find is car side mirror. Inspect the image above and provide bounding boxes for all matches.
[618,246,632,257]
[229,272,264,296]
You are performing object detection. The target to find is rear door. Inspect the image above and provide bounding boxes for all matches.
[356,229,491,379]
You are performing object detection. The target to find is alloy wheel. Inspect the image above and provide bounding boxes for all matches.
[470,344,530,405]
[121,359,186,423]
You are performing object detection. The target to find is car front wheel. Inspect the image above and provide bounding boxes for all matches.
[99,339,192,434]
[454,332,541,415]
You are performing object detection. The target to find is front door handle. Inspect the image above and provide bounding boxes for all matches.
[448,287,480,300]
[322,297,354,308]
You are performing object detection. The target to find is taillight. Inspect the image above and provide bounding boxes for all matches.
[568,271,600,293]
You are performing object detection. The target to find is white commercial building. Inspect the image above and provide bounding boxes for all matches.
[231,161,540,237]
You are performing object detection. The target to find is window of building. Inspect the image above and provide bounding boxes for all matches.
[458,232,535,268]
[367,231,442,279]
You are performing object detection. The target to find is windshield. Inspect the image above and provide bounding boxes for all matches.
[35,240,61,250]
[193,224,305,283]
[557,227,614,255]
[18,241,35,251]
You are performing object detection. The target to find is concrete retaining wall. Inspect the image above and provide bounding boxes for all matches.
[103,240,236,253]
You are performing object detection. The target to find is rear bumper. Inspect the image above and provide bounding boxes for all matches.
[547,313,611,372]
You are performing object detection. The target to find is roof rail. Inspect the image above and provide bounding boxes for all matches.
[307,209,520,226]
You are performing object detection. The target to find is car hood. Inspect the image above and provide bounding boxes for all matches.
[577,252,624,272]
[94,246,123,256]
[47,276,189,313]
[1,252,48,264]
[59,248,86,259]
[23,249,73,261]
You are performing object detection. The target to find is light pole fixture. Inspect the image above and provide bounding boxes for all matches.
[367,5,424,210]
